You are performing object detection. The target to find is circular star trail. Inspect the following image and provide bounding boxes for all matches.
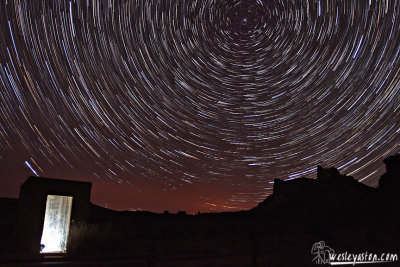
[0,0,399,212]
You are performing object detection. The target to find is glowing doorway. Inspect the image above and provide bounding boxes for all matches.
[40,195,73,253]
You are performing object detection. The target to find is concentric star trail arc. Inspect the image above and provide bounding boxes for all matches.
[0,0,399,212]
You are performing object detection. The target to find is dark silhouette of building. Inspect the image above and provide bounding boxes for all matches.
[15,176,92,254]
[0,153,398,265]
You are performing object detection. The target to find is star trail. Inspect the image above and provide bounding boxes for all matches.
[0,0,399,212]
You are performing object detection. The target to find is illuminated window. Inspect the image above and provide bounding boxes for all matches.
[40,195,73,253]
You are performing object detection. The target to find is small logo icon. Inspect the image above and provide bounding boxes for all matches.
[312,241,335,264]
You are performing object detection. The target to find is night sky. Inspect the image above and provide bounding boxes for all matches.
[0,0,399,213]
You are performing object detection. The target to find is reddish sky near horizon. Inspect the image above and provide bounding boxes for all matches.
[1,0,400,213]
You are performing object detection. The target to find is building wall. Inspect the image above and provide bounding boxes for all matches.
[15,176,92,254]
